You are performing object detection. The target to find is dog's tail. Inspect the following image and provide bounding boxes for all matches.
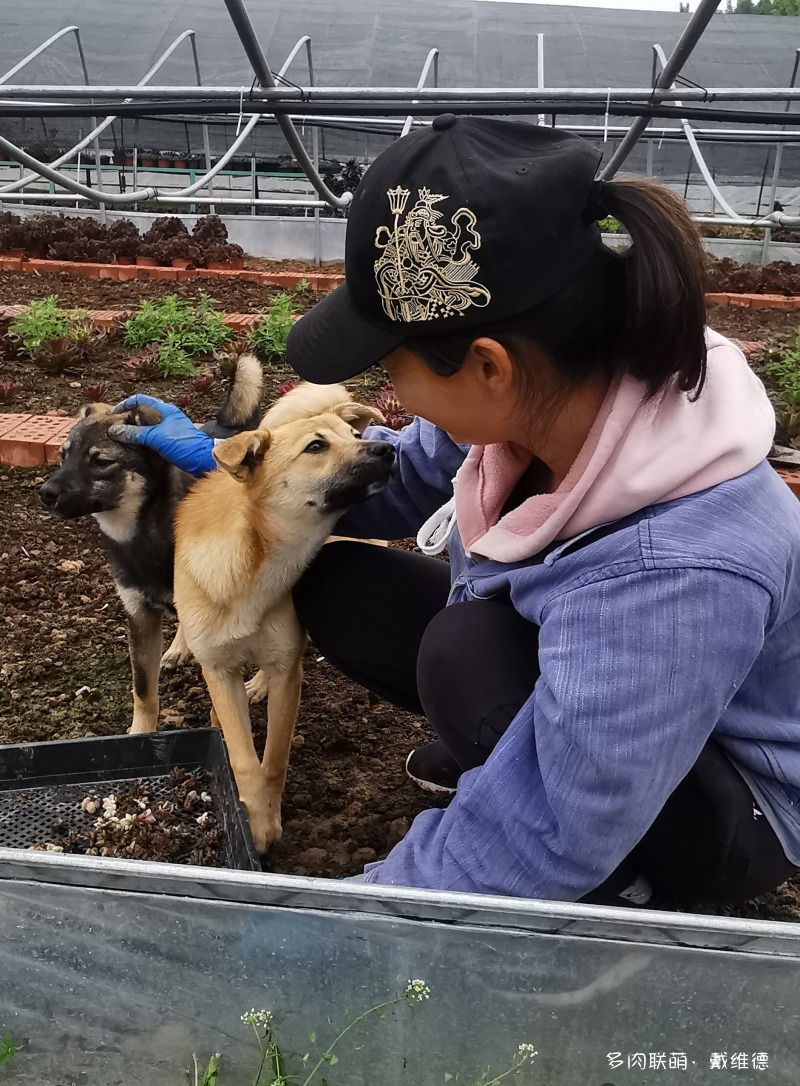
[202,353,263,439]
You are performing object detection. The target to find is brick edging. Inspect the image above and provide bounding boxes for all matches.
[706,292,800,310]
[0,255,344,291]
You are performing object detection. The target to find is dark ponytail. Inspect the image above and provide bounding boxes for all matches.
[408,177,708,401]
[601,177,707,397]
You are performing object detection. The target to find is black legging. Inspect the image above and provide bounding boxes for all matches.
[293,540,797,905]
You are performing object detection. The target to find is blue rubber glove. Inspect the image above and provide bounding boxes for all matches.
[109,394,217,477]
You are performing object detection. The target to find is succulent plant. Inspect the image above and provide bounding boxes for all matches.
[81,383,109,403]
[31,336,84,373]
[0,382,18,404]
[175,393,194,410]
[276,379,301,397]
[123,349,161,380]
[191,374,215,393]
[372,385,410,429]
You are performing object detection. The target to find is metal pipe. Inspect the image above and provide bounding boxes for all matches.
[762,48,800,262]
[537,33,546,128]
[220,0,350,209]
[401,48,440,139]
[601,0,723,180]
[0,27,81,85]
[0,113,262,206]
[15,85,800,101]
[650,42,739,219]
[0,191,327,207]
[0,30,202,196]
[189,32,215,215]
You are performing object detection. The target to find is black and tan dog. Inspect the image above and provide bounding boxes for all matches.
[39,355,263,732]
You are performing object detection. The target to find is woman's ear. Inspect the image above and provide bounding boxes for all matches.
[465,337,516,393]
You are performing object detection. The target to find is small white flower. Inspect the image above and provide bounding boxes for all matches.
[81,797,100,815]
[240,1009,272,1027]
[200,792,213,806]
[118,813,136,830]
[196,811,211,827]
[102,795,117,816]
[404,979,430,1001]
[44,843,64,852]
[517,1043,538,1063]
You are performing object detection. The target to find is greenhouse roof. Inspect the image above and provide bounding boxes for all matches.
[2,0,800,94]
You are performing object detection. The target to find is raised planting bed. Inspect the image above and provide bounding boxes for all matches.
[0,729,258,870]
[0,857,799,1084]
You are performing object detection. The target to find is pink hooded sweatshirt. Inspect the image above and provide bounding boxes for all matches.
[455,329,777,563]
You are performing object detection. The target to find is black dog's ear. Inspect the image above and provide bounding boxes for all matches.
[128,404,162,427]
[114,404,163,428]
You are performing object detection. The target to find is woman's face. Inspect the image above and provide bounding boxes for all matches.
[380,342,519,447]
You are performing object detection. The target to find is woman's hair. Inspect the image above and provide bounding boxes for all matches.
[407,177,708,400]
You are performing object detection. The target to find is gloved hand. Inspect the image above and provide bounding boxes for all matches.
[109,394,217,477]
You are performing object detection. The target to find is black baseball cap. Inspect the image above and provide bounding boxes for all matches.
[286,116,603,383]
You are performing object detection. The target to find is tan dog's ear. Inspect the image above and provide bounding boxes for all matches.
[332,402,386,433]
[212,429,271,481]
[77,402,114,420]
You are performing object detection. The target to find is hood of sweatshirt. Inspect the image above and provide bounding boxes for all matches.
[455,329,776,563]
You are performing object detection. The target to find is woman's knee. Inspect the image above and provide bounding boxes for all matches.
[417,600,541,761]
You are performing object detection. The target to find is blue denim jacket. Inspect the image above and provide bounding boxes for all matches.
[337,418,800,900]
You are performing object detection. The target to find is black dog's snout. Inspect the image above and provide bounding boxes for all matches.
[39,480,58,508]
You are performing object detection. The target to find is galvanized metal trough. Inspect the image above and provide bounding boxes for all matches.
[0,847,799,1085]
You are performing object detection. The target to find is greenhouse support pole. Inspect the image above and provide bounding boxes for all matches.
[537,34,546,127]
[600,0,722,180]
[221,0,350,210]
[762,48,800,263]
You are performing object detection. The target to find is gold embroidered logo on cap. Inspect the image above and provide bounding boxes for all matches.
[374,186,491,322]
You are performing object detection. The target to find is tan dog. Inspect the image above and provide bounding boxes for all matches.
[172,384,393,853]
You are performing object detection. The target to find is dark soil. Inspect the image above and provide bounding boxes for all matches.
[707,301,800,344]
[707,255,800,297]
[0,468,446,879]
[244,256,344,275]
[31,769,226,866]
[0,269,324,313]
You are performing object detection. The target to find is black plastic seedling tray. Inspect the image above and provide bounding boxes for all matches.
[0,728,259,871]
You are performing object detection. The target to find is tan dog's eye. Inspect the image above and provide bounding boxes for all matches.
[303,439,329,454]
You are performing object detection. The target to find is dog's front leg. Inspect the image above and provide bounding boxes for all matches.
[260,661,303,843]
[126,604,163,733]
[202,666,274,854]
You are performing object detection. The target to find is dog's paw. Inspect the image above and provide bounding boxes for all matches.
[248,808,282,855]
[160,644,193,670]
[245,669,269,704]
